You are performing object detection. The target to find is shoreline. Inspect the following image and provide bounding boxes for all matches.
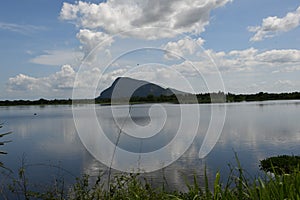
[1,98,300,107]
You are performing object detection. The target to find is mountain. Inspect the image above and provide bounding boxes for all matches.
[97,77,187,100]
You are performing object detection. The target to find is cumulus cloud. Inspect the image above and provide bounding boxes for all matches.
[7,74,41,91]
[248,6,300,41]
[76,29,114,55]
[8,0,300,98]
[7,65,76,95]
[162,37,205,59]
[56,0,234,96]
[256,49,300,63]
[228,48,258,58]
[8,47,300,98]
[188,48,300,73]
[7,64,107,98]
[60,0,232,40]
[49,65,76,90]
[30,50,84,66]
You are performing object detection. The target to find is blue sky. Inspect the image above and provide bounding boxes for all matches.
[1,0,300,100]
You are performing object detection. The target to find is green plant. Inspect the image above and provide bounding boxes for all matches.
[0,123,12,168]
[260,155,300,174]
[3,153,300,199]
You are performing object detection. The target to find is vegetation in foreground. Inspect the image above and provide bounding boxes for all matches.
[0,124,11,169]
[0,154,299,200]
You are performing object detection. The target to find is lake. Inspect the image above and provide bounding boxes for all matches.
[0,100,300,192]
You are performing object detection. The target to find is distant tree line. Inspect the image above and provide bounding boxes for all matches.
[94,91,300,104]
[1,92,300,106]
[126,92,300,104]
[0,98,72,106]
[226,92,300,102]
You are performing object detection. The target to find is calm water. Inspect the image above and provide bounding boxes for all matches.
[0,101,300,191]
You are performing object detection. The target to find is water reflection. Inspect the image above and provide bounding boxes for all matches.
[0,100,299,191]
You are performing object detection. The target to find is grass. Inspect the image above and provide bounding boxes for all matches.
[0,123,12,169]
[1,154,300,199]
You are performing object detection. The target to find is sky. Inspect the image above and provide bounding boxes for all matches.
[1,0,300,100]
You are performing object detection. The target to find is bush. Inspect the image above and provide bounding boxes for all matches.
[260,155,300,174]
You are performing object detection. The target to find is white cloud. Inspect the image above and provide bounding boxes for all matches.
[275,79,294,87]
[264,80,297,92]
[7,65,76,96]
[6,63,108,99]
[162,37,205,59]
[57,0,234,96]
[111,47,300,93]
[171,60,215,76]
[49,64,76,90]
[0,22,46,34]
[30,50,84,66]
[60,2,80,20]
[76,29,114,54]
[273,66,300,73]
[101,64,199,93]
[96,48,300,94]
[7,1,300,98]
[100,68,128,84]
[228,48,258,58]
[7,74,41,91]
[60,0,232,40]
[199,48,300,72]
[249,6,300,41]
[256,49,300,63]
[8,47,300,98]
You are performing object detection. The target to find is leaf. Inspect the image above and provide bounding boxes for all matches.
[0,131,12,137]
